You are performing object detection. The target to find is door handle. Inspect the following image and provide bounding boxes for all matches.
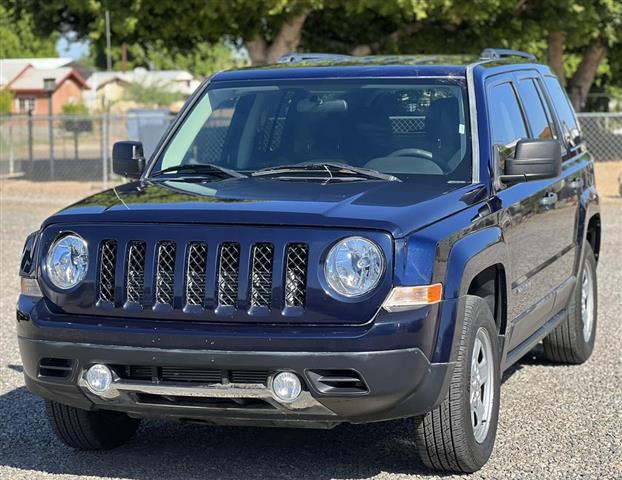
[569,177,584,189]
[539,192,558,207]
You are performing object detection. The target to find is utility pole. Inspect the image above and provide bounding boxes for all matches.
[105,8,112,71]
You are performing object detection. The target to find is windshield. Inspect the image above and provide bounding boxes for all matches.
[151,78,472,182]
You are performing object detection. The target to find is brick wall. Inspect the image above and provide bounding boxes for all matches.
[12,78,86,115]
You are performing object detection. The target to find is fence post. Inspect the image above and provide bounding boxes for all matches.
[48,101,55,180]
[27,109,33,178]
[8,119,14,175]
[101,113,109,187]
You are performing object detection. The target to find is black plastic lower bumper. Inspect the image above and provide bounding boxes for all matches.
[19,336,453,428]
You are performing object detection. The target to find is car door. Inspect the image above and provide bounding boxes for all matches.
[486,74,576,351]
[515,74,578,294]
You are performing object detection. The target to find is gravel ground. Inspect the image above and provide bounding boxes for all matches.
[0,167,620,480]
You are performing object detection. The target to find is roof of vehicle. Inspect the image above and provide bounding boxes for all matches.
[211,54,549,82]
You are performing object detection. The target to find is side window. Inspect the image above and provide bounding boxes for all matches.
[488,82,528,146]
[517,78,557,140]
[543,75,581,148]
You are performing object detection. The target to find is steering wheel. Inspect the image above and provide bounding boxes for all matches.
[388,148,434,160]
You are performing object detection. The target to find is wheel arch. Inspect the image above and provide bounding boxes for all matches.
[431,227,511,363]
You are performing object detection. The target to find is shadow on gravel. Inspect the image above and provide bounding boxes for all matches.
[501,344,568,383]
[0,385,446,479]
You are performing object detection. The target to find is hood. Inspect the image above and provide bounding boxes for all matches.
[43,177,485,238]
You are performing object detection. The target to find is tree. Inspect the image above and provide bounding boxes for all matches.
[0,3,58,58]
[519,0,622,111]
[14,0,622,110]
[14,0,322,66]
[122,79,184,108]
[0,89,13,115]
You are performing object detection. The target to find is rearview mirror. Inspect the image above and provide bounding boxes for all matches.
[499,139,561,184]
[113,141,145,179]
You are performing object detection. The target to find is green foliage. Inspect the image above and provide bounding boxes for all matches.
[61,102,89,115]
[122,80,184,107]
[0,89,13,115]
[88,40,243,77]
[0,3,58,58]
[61,102,92,134]
[9,0,622,108]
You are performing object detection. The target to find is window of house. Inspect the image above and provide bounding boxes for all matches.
[17,97,36,113]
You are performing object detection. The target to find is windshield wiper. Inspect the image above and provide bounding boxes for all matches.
[251,162,400,182]
[150,164,247,179]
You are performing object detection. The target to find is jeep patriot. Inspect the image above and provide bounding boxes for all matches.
[17,49,601,473]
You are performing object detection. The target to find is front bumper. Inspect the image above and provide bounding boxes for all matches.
[18,336,452,428]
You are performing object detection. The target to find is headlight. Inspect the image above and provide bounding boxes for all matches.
[324,236,384,297]
[45,234,89,289]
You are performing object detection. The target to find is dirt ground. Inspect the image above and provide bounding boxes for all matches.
[0,161,620,480]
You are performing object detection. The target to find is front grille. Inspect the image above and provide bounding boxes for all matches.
[114,365,269,385]
[98,240,117,303]
[185,242,208,306]
[155,241,176,305]
[126,241,146,304]
[250,243,273,307]
[284,244,309,307]
[97,238,310,316]
[161,366,222,383]
[218,243,240,307]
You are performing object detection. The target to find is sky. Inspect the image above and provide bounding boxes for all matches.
[56,36,90,60]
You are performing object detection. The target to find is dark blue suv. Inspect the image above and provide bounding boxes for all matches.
[17,49,601,473]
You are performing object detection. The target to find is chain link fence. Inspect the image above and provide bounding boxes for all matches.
[0,111,174,182]
[0,111,621,183]
[576,113,622,162]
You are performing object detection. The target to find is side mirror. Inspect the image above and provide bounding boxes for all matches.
[113,141,145,179]
[499,139,561,184]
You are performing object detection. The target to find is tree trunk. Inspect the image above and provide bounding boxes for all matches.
[567,38,608,111]
[245,12,309,66]
[547,31,566,86]
[246,36,268,66]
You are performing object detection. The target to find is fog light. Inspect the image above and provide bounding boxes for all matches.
[271,372,302,402]
[85,364,113,394]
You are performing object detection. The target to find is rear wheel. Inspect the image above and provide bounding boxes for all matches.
[543,247,597,364]
[414,296,500,473]
[45,400,140,450]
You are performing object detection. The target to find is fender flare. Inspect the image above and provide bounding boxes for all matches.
[431,226,510,363]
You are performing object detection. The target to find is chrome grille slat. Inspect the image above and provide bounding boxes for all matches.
[98,240,117,303]
[218,243,240,307]
[185,242,208,306]
[284,244,309,307]
[250,243,274,307]
[155,241,176,305]
[97,238,310,314]
[126,241,146,304]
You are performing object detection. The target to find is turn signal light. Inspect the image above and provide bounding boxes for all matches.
[382,283,443,312]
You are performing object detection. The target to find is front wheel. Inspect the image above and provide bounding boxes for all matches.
[414,295,500,473]
[46,400,141,450]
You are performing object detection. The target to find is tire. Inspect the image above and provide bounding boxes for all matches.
[45,400,140,450]
[543,247,597,364]
[414,295,501,473]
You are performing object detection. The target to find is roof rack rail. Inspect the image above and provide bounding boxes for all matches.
[277,53,352,64]
[479,48,536,61]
